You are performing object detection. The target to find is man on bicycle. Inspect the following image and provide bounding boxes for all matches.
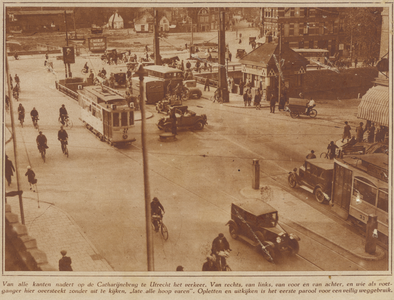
[18,104,25,124]
[36,131,48,152]
[327,141,339,160]
[30,107,39,126]
[150,197,165,232]
[83,62,89,73]
[59,104,68,125]
[305,98,316,115]
[211,233,231,270]
[58,126,68,153]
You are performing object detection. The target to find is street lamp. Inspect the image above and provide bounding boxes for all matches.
[134,64,154,271]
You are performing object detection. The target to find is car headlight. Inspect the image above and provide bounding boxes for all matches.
[276,236,282,244]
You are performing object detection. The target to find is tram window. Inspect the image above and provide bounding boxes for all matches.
[113,113,119,127]
[92,107,96,117]
[129,111,134,125]
[353,178,377,206]
[121,112,127,126]
[377,189,388,212]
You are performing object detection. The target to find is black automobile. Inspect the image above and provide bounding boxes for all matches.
[288,158,334,203]
[157,106,207,132]
[226,200,300,263]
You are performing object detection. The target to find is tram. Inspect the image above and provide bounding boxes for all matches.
[331,154,389,247]
[77,85,136,146]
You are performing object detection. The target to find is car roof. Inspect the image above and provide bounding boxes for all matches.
[305,158,334,170]
[233,199,277,216]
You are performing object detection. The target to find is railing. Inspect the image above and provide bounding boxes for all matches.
[56,82,79,101]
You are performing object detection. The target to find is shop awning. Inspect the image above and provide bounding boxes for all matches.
[357,85,389,126]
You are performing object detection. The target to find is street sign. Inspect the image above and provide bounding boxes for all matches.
[88,37,107,52]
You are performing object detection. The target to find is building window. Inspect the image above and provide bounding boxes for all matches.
[295,8,300,17]
[284,23,289,37]
[290,8,295,17]
[294,23,299,36]
[303,23,308,35]
[284,7,290,17]
[289,23,294,36]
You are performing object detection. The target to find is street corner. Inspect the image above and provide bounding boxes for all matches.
[134,110,153,121]
[349,244,386,261]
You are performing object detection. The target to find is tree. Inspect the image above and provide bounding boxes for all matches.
[340,7,382,61]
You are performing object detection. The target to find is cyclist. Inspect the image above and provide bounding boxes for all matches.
[30,107,39,127]
[18,104,25,125]
[305,98,316,115]
[36,131,48,153]
[58,126,68,154]
[150,197,165,232]
[13,85,19,101]
[83,62,89,73]
[59,104,68,125]
[211,233,231,270]
[327,141,339,160]
[14,74,20,90]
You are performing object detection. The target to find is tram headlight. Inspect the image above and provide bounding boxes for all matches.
[276,236,282,244]
[123,134,128,140]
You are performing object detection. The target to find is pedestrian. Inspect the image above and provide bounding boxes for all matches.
[25,166,37,192]
[269,93,276,113]
[238,79,244,95]
[170,108,177,136]
[279,92,286,111]
[228,51,232,62]
[186,60,191,70]
[246,88,252,106]
[9,75,13,90]
[204,77,210,92]
[368,123,375,143]
[341,121,352,143]
[306,150,316,159]
[254,89,262,110]
[176,265,184,271]
[202,256,218,271]
[356,122,364,142]
[59,250,73,271]
[5,155,15,186]
[354,57,358,68]
[243,90,248,107]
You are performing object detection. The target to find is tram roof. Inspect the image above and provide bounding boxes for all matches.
[143,65,183,73]
[83,86,125,103]
[341,154,389,171]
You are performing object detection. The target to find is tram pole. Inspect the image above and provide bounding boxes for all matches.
[5,48,25,224]
[135,64,154,271]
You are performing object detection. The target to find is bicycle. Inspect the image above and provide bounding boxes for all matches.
[58,115,73,129]
[38,144,46,162]
[32,116,39,130]
[214,250,231,271]
[60,139,69,157]
[320,149,340,159]
[152,214,169,240]
[18,114,24,127]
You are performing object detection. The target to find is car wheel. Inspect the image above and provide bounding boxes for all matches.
[255,231,276,263]
[314,187,325,203]
[288,239,299,256]
[288,174,297,188]
[195,90,202,99]
[290,111,299,119]
[229,223,238,239]
[194,121,204,130]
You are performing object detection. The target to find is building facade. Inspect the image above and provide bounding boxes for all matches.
[260,8,341,56]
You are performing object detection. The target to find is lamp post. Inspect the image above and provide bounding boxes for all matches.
[5,45,25,224]
[134,64,154,271]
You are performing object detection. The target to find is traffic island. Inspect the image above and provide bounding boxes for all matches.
[159,133,177,142]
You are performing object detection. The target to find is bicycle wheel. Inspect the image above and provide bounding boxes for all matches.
[320,152,328,159]
[161,223,169,241]
[309,109,317,118]
[65,146,69,158]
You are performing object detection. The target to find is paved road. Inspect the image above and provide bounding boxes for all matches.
[6,46,381,272]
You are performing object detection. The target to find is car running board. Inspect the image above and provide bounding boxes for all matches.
[237,234,259,247]
[299,185,314,194]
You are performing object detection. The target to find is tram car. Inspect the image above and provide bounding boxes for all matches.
[77,85,136,146]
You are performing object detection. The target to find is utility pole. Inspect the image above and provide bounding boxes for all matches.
[218,9,229,102]
[135,65,154,271]
[278,22,282,104]
[153,8,161,65]
[5,50,25,224]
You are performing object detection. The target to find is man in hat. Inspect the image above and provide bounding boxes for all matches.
[211,233,230,270]
[59,250,73,271]
[5,155,15,186]
[176,265,184,271]
[25,166,37,192]
[59,104,68,126]
[306,150,316,159]
[342,121,352,143]
[202,256,218,271]
[356,122,364,143]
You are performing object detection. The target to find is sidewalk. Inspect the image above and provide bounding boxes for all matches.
[240,185,385,261]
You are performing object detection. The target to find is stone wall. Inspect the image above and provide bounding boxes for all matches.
[302,67,378,100]
[5,203,56,271]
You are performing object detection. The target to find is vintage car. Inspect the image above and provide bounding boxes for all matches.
[109,66,127,88]
[183,80,202,99]
[157,106,207,131]
[288,158,334,203]
[226,200,300,263]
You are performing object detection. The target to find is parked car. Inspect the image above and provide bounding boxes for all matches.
[226,200,300,263]
[157,106,207,131]
[288,158,334,203]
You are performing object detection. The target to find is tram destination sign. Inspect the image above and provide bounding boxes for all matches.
[88,37,107,52]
